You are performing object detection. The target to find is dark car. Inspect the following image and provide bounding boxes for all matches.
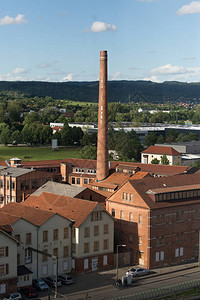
[43,276,62,287]
[32,278,49,291]
[58,274,74,285]
[19,287,38,298]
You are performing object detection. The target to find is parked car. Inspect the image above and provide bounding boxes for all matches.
[43,276,62,287]
[19,287,38,298]
[3,293,22,300]
[58,274,74,285]
[126,267,151,277]
[32,278,49,291]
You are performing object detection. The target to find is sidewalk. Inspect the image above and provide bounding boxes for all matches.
[64,261,199,298]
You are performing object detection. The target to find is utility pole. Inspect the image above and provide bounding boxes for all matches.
[28,247,58,298]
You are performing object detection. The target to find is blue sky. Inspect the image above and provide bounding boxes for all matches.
[1,0,200,83]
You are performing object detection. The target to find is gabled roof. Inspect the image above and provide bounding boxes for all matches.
[128,173,200,209]
[31,181,86,197]
[22,192,100,227]
[1,202,58,226]
[142,145,181,156]
[0,167,34,177]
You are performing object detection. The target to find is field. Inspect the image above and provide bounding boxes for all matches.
[0,146,82,161]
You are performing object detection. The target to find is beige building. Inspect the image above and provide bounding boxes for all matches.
[0,203,72,280]
[0,228,19,294]
[141,146,182,165]
[23,192,114,274]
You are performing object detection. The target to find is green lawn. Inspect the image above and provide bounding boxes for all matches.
[0,146,82,161]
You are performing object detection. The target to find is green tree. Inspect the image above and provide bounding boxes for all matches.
[80,145,97,160]
[151,158,160,164]
[143,132,158,147]
[0,127,11,145]
[161,153,169,165]
[11,130,21,144]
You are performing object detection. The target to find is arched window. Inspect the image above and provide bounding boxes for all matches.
[120,210,124,220]
[129,212,133,222]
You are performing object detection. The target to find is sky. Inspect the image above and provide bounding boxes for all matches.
[1,0,200,83]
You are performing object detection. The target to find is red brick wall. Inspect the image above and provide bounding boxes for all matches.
[72,252,114,275]
[0,277,18,294]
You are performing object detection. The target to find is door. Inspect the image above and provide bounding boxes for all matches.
[91,258,98,271]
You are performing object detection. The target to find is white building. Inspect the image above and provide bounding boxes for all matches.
[141,145,182,165]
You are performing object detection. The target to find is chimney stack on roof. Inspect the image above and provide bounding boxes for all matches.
[96,50,109,182]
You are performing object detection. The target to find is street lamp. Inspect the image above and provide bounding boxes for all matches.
[116,244,126,280]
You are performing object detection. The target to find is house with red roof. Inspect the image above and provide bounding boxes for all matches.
[22,192,114,274]
[141,145,182,165]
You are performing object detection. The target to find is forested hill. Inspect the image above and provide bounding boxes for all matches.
[0,80,200,103]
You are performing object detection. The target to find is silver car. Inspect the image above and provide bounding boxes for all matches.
[126,267,151,277]
[58,274,74,285]
[3,293,22,300]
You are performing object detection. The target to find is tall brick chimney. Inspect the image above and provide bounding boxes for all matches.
[96,50,109,182]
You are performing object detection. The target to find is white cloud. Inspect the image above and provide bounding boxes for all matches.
[38,64,51,68]
[177,1,200,16]
[0,14,27,26]
[60,73,73,82]
[87,21,116,33]
[150,64,189,75]
[143,75,160,82]
[12,68,26,74]
[112,71,121,80]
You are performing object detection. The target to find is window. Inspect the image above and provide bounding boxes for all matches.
[76,178,80,185]
[73,227,76,238]
[42,265,48,276]
[42,249,48,261]
[84,227,90,238]
[129,212,133,222]
[26,233,31,244]
[130,194,133,202]
[17,254,20,266]
[0,179,3,188]
[155,251,164,262]
[0,264,8,275]
[11,181,15,190]
[72,177,75,184]
[7,180,9,190]
[139,236,142,245]
[84,243,89,253]
[53,229,58,240]
[123,192,126,200]
[53,248,58,257]
[15,234,20,244]
[63,227,68,239]
[63,246,69,257]
[138,215,142,224]
[43,230,48,242]
[92,211,102,221]
[103,255,108,266]
[94,225,99,236]
[126,193,129,201]
[94,241,99,252]
[25,248,32,264]
[175,248,179,257]
[103,239,108,250]
[84,179,88,184]
[103,224,109,234]
[120,210,124,220]
[0,247,8,258]
[111,209,115,217]
[84,259,89,270]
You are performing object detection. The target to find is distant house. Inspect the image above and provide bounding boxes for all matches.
[141,146,182,165]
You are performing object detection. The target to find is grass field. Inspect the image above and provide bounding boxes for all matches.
[0,146,82,161]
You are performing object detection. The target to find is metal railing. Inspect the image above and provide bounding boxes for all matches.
[107,278,200,300]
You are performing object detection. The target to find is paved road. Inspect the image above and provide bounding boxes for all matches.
[38,263,200,300]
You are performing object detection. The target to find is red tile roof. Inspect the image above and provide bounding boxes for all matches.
[1,202,57,226]
[142,145,181,156]
[22,192,99,227]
